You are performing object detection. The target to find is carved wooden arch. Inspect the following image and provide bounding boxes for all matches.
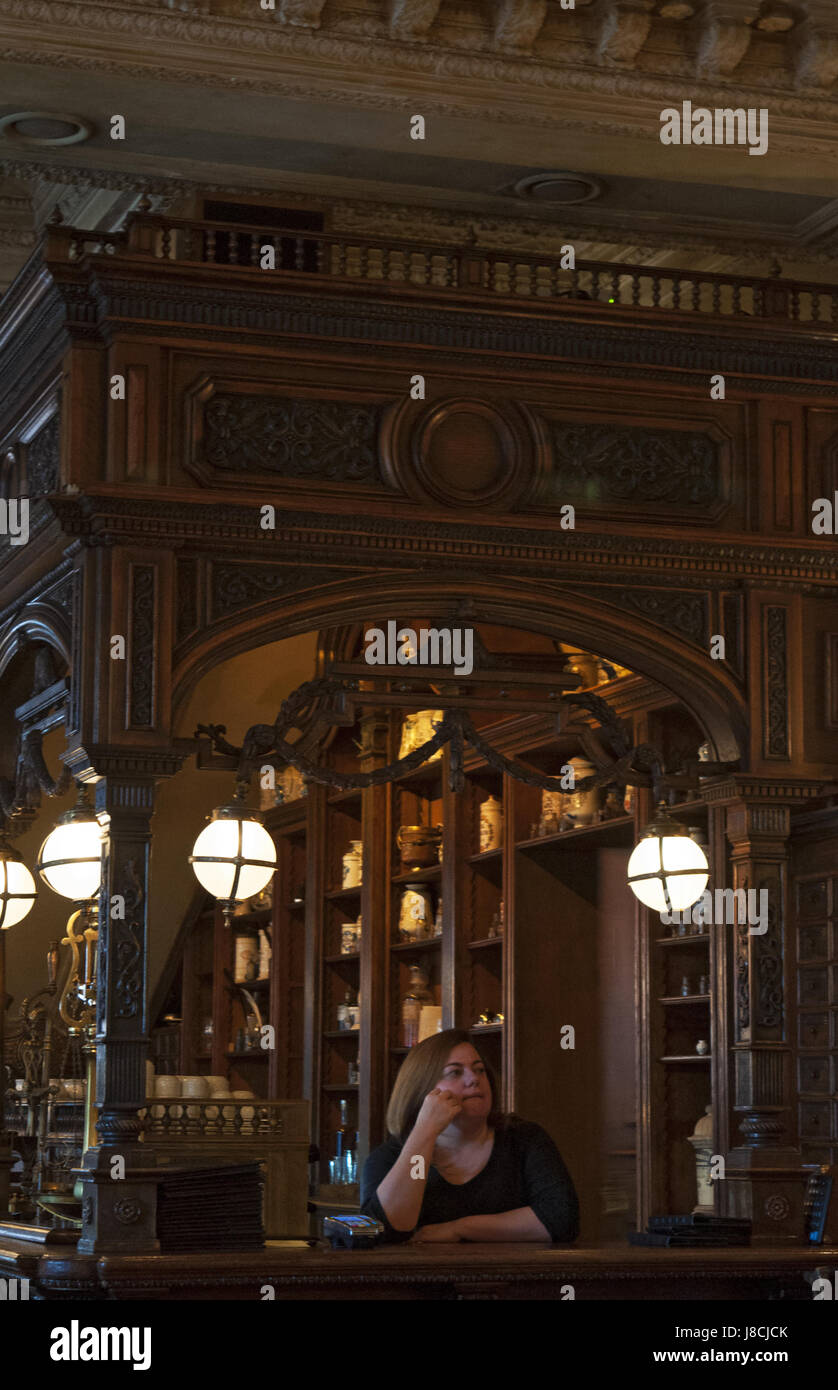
[0,604,72,683]
[171,576,747,764]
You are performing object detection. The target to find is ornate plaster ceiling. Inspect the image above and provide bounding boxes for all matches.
[0,0,837,289]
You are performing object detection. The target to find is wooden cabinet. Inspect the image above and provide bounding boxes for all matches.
[165,687,729,1239]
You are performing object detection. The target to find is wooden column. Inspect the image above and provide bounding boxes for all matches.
[720,786,812,1239]
[64,749,183,1255]
[357,709,389,1163]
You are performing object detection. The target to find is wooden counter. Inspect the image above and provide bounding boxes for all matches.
[1,1228,835,1300]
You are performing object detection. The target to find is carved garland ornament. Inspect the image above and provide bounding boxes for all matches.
[202,394,381,483]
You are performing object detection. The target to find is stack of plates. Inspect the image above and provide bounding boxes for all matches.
[155,1161,265,1252]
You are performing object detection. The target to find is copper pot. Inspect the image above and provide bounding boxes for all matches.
[397,824,443,871]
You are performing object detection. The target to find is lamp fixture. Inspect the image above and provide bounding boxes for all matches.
[0,833,38,928]
[37,787,103,902]
[626,802,709,914]
[189,785,277,926]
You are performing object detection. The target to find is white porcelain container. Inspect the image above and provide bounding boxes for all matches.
[342,840,363,888]
[398,883,434,941]
[479,795,503,852]
[565,757,600,826]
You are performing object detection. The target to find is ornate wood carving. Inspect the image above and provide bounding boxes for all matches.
[756,876,783,1032]
[176,557,199,645]
[200,391,381,483]
[50,276,838,392]
[128,565,156,728]
[25,414,60,496]
[210,563,365,621]
[762,606,789,760]
[380,397,540,510]
[548,420,719,508]
[584,585,708,646]
[114,858,143,1021]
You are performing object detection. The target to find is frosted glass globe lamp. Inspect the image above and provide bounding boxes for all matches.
[0,837,38,927]
[189,800,276,921]
[627,803,709,913]
[37,801,103,901]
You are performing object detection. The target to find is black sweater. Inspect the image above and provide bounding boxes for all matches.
[360,1114,580,1243]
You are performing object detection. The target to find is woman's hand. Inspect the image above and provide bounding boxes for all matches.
[414,1085,463,1139]
[410,1220,464,1243]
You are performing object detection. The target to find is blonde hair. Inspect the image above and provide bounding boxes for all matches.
[385,1028,502,1142]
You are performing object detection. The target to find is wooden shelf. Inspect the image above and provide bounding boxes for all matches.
[390,936,442,952]
[656,934,710,945]
[391,864,442,885]
[516,816,635,852]
[659,994,711,1005]
[227,1051,268,1060]
[660,1055,712,1063]
[324,885,362,902]
[468,936,504,950]
[324,952,360,964]
[665,799,710,821]
[323,1029,361,1040]
[286,899,305,911]
[394,762,444,796]
[470,1023,503,1034]
[322,1083,359,1092]
[327,788,363,808]
[468,847,503,867]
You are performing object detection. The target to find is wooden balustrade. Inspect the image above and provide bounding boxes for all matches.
[38,213,838,325]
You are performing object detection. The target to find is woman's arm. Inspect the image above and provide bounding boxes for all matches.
[456,1207,551,1241]
[374,1087,463,1232]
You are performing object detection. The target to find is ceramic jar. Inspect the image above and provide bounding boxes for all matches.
[342,840,363,888]
[234,932,260,984]
[565,757,600,826]
[258,928,272,979]
[540,788,563,833]
[687,1104,715,1212]
[397,824,443,872]
[398,883,434,941]
[398,710,444,762]
[479,796,503,852]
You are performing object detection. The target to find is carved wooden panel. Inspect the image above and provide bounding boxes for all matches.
[380,396,540,510]
[186,375,387,488]
[24,414,60,496]
[762,605,789,760]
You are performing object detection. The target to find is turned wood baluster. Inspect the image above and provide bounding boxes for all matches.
[631,272,641,306]
[205,228,216,264]
[790,288,800,321]
[691,279,701,312]
[671,275,681,310]
[315,238,326,273]
[591,269,600,301]
[250,234,260,268]
[160,225,172,260]
[712,281,721,314]
[732,282,741,314]
[294,236,305,271]
[651,274,661,308]
[609,270,620,304]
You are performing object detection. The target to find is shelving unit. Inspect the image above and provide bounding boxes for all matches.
[162,666,725,1239]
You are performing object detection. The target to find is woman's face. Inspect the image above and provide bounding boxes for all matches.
[438,1043,492,1118]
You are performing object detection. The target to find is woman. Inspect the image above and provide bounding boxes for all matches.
[360,1029,579,1243]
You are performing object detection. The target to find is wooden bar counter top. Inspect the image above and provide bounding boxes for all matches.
[1,1226,835,1300]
